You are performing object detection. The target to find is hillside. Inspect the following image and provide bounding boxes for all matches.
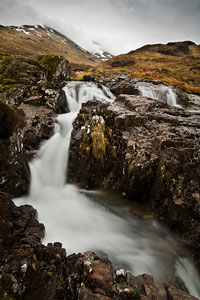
[0,25,99,69]
[95,41,200,94]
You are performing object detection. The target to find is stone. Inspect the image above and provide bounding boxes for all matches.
[56,89,69,113]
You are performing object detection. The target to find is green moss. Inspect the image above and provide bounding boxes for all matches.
[91,122,107,161]
[111,145,117,158]
[80,130,90,154]
[38,54,62,82]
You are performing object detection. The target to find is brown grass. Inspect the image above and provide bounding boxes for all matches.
[95,43,200,94]
[0,25,99,69]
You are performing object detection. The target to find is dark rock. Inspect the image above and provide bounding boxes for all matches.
[56,89,69,113]
[68,94,200,269]
[82,75,96,81]
[110,79,140,96]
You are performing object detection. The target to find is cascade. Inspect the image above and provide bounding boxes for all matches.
[15,81,200,298]
[135,82,181,107]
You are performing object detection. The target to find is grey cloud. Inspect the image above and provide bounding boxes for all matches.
[0,0,200,55]
[0,0,42,25]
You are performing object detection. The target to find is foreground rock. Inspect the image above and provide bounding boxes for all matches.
[0,195,197,299]
[68,94,200,269]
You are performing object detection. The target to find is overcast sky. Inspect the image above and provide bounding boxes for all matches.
[0,0,200,55]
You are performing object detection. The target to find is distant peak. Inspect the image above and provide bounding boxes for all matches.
[90,40,114,61]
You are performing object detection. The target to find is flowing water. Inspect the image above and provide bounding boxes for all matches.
[135,82,181,107]
[15,81,200,298]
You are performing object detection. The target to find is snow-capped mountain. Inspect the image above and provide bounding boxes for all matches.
[90,40,114,61]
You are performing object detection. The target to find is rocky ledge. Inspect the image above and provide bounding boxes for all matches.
[68,94,200,270]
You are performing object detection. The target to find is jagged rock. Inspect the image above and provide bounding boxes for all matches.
[0,53,71,108]
[56,89,69,113]
[68,94,200,269]
[110,78,140,96]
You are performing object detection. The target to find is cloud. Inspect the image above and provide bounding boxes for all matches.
[0,0,200,55]
[0,0,42,25]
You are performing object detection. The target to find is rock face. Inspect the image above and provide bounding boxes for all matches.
[0,53,71,197]
[0,53,71,108]
[68,94,200,268]
[0,195,198,299]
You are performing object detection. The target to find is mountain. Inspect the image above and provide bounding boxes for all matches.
[0,25,99,68]
[96,41,200,94]
[90,40,114,61]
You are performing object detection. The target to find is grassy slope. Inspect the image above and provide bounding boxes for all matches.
[95,41,200,94]
[0,25,99,69]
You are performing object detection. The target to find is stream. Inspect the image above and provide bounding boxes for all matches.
[15,81,200,298]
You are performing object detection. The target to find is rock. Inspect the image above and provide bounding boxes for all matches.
[68,94,200,268]
[23,95,43,105]
[0,98,55,198]
[110,78,140,96]
[56,89,69,113]
[0,53,71,108]
[0,53,70,197]
[82,74,96,81]
[38,54,71,84]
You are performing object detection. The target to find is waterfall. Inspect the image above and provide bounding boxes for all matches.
[135,82,181,107]
[14,81,200,298]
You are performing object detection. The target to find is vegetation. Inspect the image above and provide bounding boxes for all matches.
[91,122,107,161]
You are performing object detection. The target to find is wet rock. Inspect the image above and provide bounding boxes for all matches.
[110,78,140,96]
[56,89,69,113]
[68,94,200,268]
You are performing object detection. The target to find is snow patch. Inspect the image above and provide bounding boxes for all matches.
[15,27,30,35]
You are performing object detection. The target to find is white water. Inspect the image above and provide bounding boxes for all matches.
[15,82,200,298]
[135,82,181,108]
